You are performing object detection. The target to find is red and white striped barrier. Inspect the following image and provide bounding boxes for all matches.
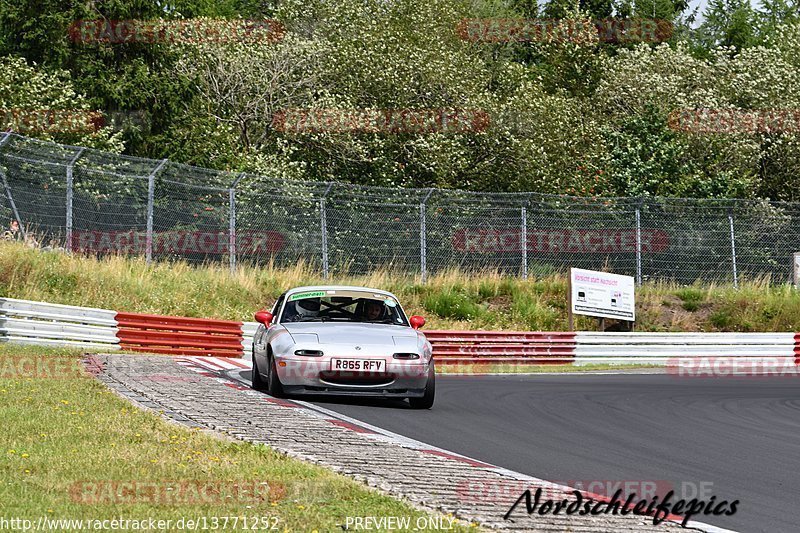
[116,312,244,357]
[423,330,576,365]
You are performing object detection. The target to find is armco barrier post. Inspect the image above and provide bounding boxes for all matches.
[144,159,168,264]
[65,147,85,253]
[728,210,738,288]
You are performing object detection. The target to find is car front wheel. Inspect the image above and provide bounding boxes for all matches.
[409,364,435,409]
[251,348,266,391]
[266,353,285,398]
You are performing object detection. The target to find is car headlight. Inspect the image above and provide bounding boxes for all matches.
[393,353,420,360]
[294,349,324,357]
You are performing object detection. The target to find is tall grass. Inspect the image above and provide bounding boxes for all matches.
[1,241,800,331]
[0,345,470,530]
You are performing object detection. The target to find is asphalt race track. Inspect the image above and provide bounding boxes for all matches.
[287,373,800,533]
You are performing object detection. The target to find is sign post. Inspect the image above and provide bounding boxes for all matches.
[569,268,636,330]
[567,274,574,331]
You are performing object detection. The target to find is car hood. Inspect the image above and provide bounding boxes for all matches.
[282,322,417,346]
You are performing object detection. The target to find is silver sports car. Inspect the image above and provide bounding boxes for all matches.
[251,285,435,409]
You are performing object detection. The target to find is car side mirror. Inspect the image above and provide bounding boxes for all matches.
[409,315,426,330]
[254,310,273,325]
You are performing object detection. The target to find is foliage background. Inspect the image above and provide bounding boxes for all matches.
[2,0,800,199]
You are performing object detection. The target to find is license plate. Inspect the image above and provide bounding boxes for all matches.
[331,358,385,372]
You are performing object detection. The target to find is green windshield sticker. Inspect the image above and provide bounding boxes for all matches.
[384,298,397,307]
[289,290,327,301]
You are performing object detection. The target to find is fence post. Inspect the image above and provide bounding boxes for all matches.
[145,159,168,264]
[420,189,434,283]
[0,132,27,242]
[521,205,528,280]
[229,173,245,275]
[65,147,85,253]
[635,199,642,286]
[729,210,738,288]
[320,183,333,278]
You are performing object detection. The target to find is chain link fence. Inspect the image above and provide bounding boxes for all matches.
[1,131,799,285]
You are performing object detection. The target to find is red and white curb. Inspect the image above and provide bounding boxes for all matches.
[176,355,739,533]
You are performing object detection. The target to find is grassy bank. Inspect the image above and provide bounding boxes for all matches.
[1,241,799,332]
[0,344,472,531]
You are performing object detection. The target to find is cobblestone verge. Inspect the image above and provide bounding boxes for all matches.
[91,354,696,532]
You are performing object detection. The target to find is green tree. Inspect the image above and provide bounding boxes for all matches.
[698,0,758,49]
[756,0,800,42]
[0,56,123,150]
[0,0,267,158]
[543,0,613,19]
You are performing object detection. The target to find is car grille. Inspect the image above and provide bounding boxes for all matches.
[319,371,396,386]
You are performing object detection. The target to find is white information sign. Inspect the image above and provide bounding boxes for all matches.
[570,268,635,321]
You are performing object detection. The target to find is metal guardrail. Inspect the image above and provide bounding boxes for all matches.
[424,330,576,364]
[575,332,796,344]
[116,312,244,357]
[1,296,797,368]
[0,297,120,349]
[240,327,800,367]
[0,299,248,356]
[241,321,259,359]
[573,332,797,366]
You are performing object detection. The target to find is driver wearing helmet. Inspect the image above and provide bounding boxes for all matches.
[288,298,321,321]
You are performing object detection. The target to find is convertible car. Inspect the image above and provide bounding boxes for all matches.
[251,285,435,409]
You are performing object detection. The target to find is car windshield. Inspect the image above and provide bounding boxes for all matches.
[280,290,408,326]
